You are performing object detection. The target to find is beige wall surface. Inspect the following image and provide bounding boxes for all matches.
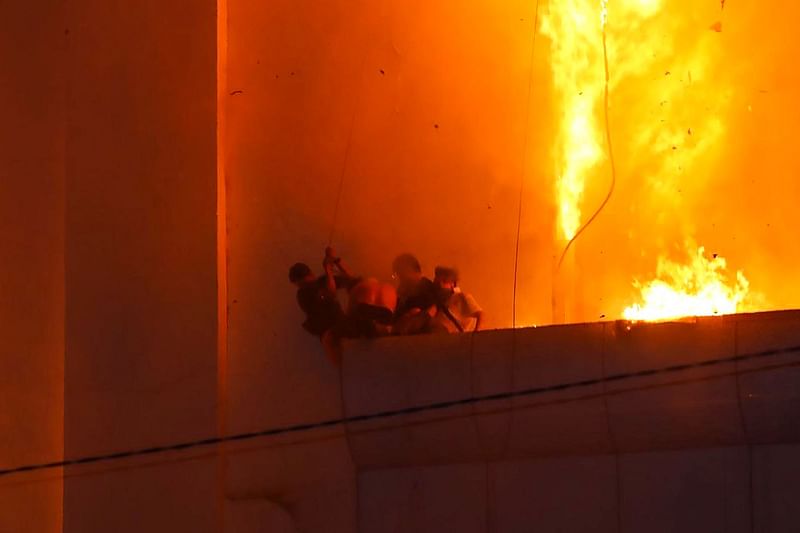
[62,0,220,531]
[0,2,66,532]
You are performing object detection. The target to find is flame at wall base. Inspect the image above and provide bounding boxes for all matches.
[622,245,750,322]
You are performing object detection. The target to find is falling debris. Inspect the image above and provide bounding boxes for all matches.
[711,0,725,32]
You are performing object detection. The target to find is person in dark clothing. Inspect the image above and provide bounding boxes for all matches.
[288,253,357,339]
[391,253,438,335]
[289,247,397,364]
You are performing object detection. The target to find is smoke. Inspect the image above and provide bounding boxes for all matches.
[232,0,800,330]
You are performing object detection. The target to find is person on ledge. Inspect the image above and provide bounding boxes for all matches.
[289,247,396,364]
[430,266,485,333]
[288,249,354,338]
[391,253,438,335]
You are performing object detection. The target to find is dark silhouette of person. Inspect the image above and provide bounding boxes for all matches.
[289,247,397,364]
[391,253,437,335]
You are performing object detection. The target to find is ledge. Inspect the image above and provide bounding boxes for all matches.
[340,310,800,469]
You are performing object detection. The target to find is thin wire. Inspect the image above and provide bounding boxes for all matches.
[328,51,369,246]
[512,0,542,329]
[554,3,617,275]
[8,353,800,490]
[2,342,798,480]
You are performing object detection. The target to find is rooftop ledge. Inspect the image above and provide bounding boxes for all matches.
[340,309,800,469]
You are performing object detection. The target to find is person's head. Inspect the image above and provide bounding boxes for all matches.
[434,266,459,290]
[392,253,422,287]
[288,262,314,287]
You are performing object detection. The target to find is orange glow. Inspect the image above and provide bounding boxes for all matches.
[541,0,762,322]
[607,1,739,321]
[622,244,750,321]
[541,0,607,241]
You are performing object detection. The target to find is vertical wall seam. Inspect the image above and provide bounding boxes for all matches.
[485,460,492,533]
[732,321,756,533]
[216,0,229,530]
[600,324,623,533]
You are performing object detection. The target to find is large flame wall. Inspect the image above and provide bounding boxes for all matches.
[542,0,800,322]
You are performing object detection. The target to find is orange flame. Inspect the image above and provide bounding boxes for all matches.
[541,0,754,322]
[622,245,750,321]
[540,0,607,241]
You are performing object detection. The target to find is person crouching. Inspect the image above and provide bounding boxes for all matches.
[430,266,485,333]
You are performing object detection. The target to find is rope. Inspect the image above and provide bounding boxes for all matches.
[552,0,618,309]
[512,0,542,329]
[328,51,369,246]
[3,342,799,480]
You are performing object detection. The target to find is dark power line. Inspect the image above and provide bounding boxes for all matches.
[2,343,799,479]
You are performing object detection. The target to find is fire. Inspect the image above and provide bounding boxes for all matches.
[540,0,608,241]
[540,0,752,322]
[622,245,750,321]
[541,0,670,242]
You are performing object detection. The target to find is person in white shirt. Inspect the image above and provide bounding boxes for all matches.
[430,266,485,333]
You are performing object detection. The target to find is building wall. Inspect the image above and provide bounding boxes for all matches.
[62,0,220,531]
[0,2,66,532]
[358,444,800,533]
[3,1,800,532]
[345,311,800,533]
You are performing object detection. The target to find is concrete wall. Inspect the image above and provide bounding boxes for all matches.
[222,2,551,526]
[0,2,65,532]
[1,1,221,529]
[346,311,800,532]
[62,0,220,531]
[358,446,764,533]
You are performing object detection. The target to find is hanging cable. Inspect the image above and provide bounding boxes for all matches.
[512,0,542,329]
[2,343,799,481]
[328,52,370,246]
